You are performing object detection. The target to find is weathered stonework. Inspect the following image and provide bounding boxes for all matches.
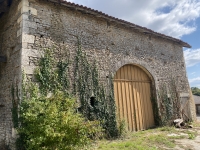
[0,0,22,148]
[0,0,196,149]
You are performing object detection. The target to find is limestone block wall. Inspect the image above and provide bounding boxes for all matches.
[19,0,195,122]
[0,0,22,148]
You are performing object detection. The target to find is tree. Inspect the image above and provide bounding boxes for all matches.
[191,87,200,96]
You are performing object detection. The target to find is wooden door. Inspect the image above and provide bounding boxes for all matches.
[113,64,154,131]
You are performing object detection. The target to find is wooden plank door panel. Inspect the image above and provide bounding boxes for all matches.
[114,65,154,131]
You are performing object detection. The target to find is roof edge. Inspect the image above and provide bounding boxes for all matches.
[47,0,191,48]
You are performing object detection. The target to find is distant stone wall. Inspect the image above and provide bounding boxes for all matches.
[0,0,22,149]
[21,0,195,121]
[0,0,196,149]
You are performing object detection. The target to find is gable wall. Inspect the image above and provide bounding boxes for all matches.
[20,0,195,121]
[26,0,185,86]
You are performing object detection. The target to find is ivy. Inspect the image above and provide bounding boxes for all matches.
[73,38,118,137]
[16,49,103,150]
[158,78,181,125]
[14,37,120,150]
[35,48,70,95]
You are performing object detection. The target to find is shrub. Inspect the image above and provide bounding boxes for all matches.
[17,90,103,150]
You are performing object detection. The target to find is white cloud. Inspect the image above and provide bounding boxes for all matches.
[189,77,200,88]
[184,48,200,67]
[189,77,200,83]
[66,0,200,38]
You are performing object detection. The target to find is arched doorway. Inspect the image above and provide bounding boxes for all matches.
[113,64,154,131]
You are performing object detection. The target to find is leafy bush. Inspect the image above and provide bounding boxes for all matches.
[17,90,103,150]
[16,48,103,149]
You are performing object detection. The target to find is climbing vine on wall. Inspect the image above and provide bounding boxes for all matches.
[35,48,70,95]
[73,38,118,137]
[12,38,120,149]
[15,49,103,150]
[158,78,181,125]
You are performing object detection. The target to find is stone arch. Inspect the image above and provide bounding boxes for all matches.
[112,59,157,84]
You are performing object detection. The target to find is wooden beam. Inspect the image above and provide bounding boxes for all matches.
[0,56,7,62]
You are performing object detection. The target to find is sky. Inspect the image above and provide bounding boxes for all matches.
[67,0,200,88]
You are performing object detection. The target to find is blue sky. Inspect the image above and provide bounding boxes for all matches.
[67,0,200,88]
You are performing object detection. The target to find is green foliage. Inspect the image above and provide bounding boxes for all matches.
[117,119,127,138]
[151,97,160,126]
[35,48,69,96]
[158,78,181,125]
[191,87,200,96]
[73,38,118,138]
[15,38,119,149]
[18,90,102,150]
[16,48,103,149]
[97,126,181,150]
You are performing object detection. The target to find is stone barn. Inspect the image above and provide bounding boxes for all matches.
[0,0,196,148]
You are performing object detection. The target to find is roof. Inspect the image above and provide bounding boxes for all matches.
[1,0,191,48]
[47,0,191,48]
[193,95,200,105]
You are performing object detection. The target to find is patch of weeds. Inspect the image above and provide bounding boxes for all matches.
[158,126,176,132]
[147,133,175,148]
[97,127,178,150]
[186,131,197,140]
[188,133,195,140]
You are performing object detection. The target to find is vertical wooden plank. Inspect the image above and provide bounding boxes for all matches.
[143,82,149,129]
[134,67,142,130]
[124,67,129,129]
[139,84,146,129]
[128,65,135,131]
[131,66,138,131]
[132,66,140,131]
[117,80,123,121]
[147,83,154,127]
[141,71,148,129]
[137,70,144,130]
[121,67,128,129]
[146,83,152,127]
[129,65,136,131]
[125,65,132,131]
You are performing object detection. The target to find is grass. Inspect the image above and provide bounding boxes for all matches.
[94,122,200,150]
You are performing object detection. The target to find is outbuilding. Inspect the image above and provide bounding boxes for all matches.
[0,0,196,148]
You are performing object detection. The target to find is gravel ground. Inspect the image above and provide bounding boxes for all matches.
[196,115,200,121]
[172,118,200,150]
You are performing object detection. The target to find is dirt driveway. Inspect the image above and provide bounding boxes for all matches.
[173,120,200,150]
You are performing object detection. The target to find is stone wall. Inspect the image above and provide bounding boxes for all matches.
[0,0,22,149]
[25,0,195,119]
[22,0,195,121]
